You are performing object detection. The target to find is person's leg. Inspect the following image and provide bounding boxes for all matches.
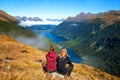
[66,64,74,76]
[42,62,47,73]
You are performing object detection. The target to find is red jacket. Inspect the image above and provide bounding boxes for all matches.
[46,51,58,72]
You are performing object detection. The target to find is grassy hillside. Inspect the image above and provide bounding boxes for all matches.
[0,35,46,80]
[0,10,17,22]
[0,35,120,80]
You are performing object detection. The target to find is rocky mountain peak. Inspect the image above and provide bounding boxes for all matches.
[65,12,97,22]
[15,16,43,21]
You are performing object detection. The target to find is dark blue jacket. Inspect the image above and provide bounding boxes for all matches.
[57,56,72,74]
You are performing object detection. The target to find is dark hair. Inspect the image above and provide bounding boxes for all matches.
[50,46,54,52]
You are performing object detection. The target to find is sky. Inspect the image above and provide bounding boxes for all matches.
[0,0,120,19]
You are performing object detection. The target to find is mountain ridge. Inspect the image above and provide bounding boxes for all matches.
[65,12,97,22]
[16,16,64,26]
[15,16,65,22]
[0,10,18,22]
[0,10,37,38]
[15,16,43,21]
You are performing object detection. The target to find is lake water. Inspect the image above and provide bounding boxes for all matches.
[66,48,83,63]
[41,32,68,43]
[41,32,83,63]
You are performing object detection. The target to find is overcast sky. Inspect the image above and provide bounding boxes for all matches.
[0,0,120,19]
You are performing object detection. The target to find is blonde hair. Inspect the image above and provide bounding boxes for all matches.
[60,48,68,58]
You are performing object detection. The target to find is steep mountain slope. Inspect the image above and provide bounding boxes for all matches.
[0,35,120,80]
[0,10,37,38]
[66,12,97,22]
[0,10,17,22]
[51,10,120,77]
[52,11,120,40]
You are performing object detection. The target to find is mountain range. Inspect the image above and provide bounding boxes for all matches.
[51,10,120,77]
[15,16,64,26]
[15,16,43,21]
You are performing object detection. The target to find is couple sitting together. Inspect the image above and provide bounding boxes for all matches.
[45,46,74,78]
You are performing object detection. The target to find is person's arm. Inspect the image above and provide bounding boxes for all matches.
[66,56,72,65]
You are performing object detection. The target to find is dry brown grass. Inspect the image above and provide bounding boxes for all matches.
[0,17,8,22]
[0,35,47,80]
[0,65,46,80]
[0,10,18,22]
[73,63,120,80]
[0,35,120,80]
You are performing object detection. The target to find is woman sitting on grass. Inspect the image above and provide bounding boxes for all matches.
[45,46,58,72]
[57,48,74,78]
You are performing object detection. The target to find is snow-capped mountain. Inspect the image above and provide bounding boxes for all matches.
[15,16,43,21]
[15,16,64,27]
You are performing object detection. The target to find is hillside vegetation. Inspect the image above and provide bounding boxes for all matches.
[0,35,120,80]
[51,10,120,77]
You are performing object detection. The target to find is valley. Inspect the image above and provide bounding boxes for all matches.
[0,9,120,79]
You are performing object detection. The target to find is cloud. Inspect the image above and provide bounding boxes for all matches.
[19,19,62,27]
[16,35,51,51]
